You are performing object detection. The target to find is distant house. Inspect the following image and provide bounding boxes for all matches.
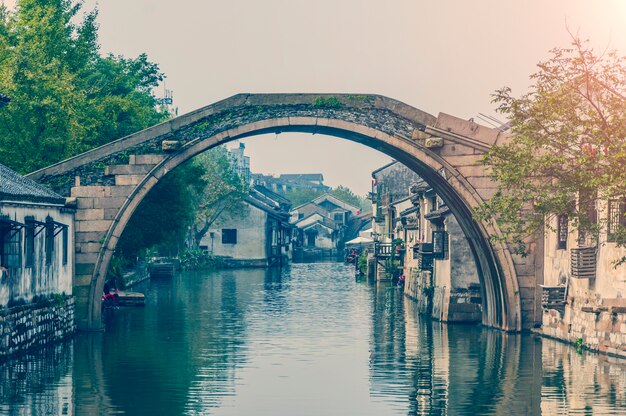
[0,163,74,307]
[370,160,482,322]
[289,193,359,251]
[200,185,292,267]
[252,173,330,194]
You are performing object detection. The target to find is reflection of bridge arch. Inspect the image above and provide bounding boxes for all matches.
[28,94,536,331]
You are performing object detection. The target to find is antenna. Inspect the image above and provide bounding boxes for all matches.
[155,82,174,108]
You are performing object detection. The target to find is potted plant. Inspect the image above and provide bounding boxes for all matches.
[392,238,404,251]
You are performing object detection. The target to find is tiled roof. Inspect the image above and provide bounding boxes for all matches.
[0,163,65,205]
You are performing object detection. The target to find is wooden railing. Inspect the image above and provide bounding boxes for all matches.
[541,285,566,313]
[571,246,596,279]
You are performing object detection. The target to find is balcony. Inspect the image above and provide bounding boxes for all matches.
[541,285,566,313]
[571,246,596,279]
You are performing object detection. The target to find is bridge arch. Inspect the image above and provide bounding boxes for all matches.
[28,94,530,332]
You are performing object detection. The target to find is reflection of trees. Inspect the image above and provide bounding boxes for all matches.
[99,269,264,415]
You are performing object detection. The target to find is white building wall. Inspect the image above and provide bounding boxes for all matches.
[0,203,74,307]
[200,203,268,260]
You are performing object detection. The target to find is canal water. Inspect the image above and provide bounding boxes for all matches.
[2,262,626,415]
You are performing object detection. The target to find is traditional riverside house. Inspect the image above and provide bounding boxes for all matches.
[200,185,292,267]
[370,161,482,322]
[289,194,359,256]
[541,195,626,356]
[0,163,75,360]
[252,173,330,194]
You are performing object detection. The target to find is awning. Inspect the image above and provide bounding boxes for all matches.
[345,236,374,246]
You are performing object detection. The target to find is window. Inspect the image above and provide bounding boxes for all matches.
[557,214,568,250]
[62,226,68,265]
[222,229,237,244]
[24,219,35,268]
[333,213,344,222]
[0,217,23,270]
[607,199,626,243]
[432,230,448,260]
[45,217,54,265]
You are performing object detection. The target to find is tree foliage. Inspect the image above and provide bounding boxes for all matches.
[189,147,249,247]
[0,0,168,173]
[476,36,626,255]
[117,162,207,260]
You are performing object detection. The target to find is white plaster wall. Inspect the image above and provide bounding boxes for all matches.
[201,203,268,260]
[0,202,74,307]
[543,203,626,299]
[447,215,480,289]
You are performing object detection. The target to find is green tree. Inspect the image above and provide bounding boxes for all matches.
[476,36,626,256]
[190,147,249,247]
[329,185,367,211]
[116,162,207,260]
[0,0,167,173]
[281,188,325,206]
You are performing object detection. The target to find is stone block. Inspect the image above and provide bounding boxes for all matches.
[93,197,127,209]
[440,154,482,167]
[74,273,94,286]
[104,208,119,220]
[131,154,165,165]
[115,175,145,186]
[76,198,95,209]
[75,252,99,264]
[78,242,103,253]
[105,164,153,176]
[74,231,105,244]
[109,186,136,197]
[71,186,109,198]
[75,262,95,276]
[76,220,112,232]
[161,140,180,152]
[465,176,499,190]
[75,209,105,221]
[425,137,444,148]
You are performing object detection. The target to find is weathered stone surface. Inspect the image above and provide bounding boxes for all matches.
[76,220,112,232]
[0,298,75,361]
[75,209,105,221]
[114,175,145,186]
[130,154,165,165]
[93,197,127,209]
[70,186,109,198]
[105,164,153,176]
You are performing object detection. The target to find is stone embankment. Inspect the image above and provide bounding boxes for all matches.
[542,302,626,359]
[0,297,75,361]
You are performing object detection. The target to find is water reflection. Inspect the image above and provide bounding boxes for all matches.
[0,263,625,415]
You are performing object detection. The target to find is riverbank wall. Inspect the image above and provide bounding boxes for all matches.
[541,303,626,359]
[0,296,75,362]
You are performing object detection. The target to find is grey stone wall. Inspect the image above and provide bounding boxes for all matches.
[0,296,75,361]
[542,305,626,358]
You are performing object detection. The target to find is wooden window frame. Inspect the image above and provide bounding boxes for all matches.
[222,229,237,244]
[607,198,626,243]
[557,214,568,250]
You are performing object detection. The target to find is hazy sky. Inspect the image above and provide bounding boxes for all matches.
[4,1,626,195]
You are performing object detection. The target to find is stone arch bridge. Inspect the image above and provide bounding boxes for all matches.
[27,94,542,332]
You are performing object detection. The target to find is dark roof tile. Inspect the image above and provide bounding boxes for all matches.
[0,163,65,205]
